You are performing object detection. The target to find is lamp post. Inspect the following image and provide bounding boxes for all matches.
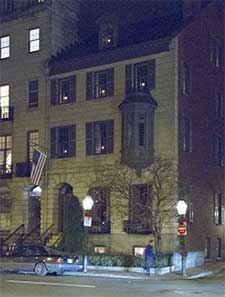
[82,195,94,273]
[176,200,188,276]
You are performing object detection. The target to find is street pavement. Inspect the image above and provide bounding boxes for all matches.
[63,261,225,280]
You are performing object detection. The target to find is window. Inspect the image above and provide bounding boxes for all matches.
[210,39,222,68]
[29,28,40,52]
[129,184,150,224]
[133,246,145,256]
[126,60,155,94]
[94,246,107,254]
[86,69,114,100]
[0,135,12,176]
[27,131,39,161]
[0,35,10,59]
[51,76,76,105]
[214,193,223,225]
[28,80,38,108]
[217,237,222,259]
[88,187,109,229]
[182,63,190,94]
[205,237,211,259]
[0,85,9,119]
[214,136,224,166]
[216,92,224,118]
[138,114,145,146]
[86,120,113,155]
[51,125,76,158]
[100,26,114,49]
[183,117,192,152]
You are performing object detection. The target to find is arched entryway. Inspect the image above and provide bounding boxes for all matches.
[28,186,41,233]
[58,183,74,232]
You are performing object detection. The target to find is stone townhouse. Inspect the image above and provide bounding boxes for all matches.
[0,0,224,261]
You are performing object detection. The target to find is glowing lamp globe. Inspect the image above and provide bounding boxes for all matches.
[82,195,94,211]
[176,200,188,216]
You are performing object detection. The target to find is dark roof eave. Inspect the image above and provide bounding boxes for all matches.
[49,37,171,76]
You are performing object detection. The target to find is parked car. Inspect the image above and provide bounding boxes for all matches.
[0,244,82,276]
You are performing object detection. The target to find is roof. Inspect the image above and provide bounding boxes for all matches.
[49,12,183,72]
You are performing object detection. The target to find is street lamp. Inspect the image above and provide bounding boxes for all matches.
[82,195,94,273]
[176,200,188,276]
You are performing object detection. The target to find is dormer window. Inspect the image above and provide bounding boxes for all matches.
[99,23,117,50]
[102,27,114,48]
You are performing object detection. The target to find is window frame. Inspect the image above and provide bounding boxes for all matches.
[28,80,39,108]
[88,187,110,227]
[50,125,76,159]
[27,130,39,162]
[28,28,40,53]
[129,184,151,224]
[0,135,12,175]
[86,68,114,100]
[0,84,9,119]
[86,120,114,155]
[0,35,10,59]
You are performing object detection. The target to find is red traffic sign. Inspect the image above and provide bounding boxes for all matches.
[177,222,187,236]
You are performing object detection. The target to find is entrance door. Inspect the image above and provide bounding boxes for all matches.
[28,187,41,233]
[58,184,73,232]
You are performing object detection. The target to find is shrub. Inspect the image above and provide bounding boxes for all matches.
[87,253,172,268]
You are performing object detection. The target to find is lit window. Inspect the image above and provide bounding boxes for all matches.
[133,246,145,256]
[101,27,114,48]
[51,125,76,158]
[86,120,113,155]
[125,60,155,94]
[0,135,12,177]
[95,71,108,98]
[86,69,114,100]
[0,35,10,59]
[94,246,107,254]
[0,85,9,119]
[29,28,40,52]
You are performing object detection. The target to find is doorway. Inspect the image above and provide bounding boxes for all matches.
[28,186,41,233]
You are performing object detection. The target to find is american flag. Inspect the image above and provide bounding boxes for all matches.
[31,148,47,185]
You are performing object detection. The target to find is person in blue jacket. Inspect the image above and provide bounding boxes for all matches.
[144,240,156,276]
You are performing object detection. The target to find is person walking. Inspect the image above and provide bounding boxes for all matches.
[144,240,156,276]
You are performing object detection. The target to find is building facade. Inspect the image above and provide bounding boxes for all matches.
[0,0,224,261]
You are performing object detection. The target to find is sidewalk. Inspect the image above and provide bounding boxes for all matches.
[64,261,225,280]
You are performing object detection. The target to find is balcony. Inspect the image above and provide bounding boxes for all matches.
[89,221,111,234]
[15,162,31,177]
[123,220,153,234]
[0,106,14,122]
[0,164,12,178]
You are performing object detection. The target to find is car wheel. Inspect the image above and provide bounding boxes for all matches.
[34,262,48,276]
